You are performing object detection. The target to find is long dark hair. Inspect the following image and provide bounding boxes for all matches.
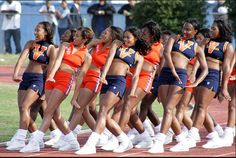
[184,18,200,31]
[125,27,151,56]
[110,26,123,42]
[196,28,210,38]
[68,28,77,42]
[38,21,54,44]
[142,20,161,43]
[213,19,233,42]
[77,27,94,45]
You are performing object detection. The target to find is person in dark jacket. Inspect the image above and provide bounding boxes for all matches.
[87,0,115,38]
[69,0,83,29]
[118,0,136,28]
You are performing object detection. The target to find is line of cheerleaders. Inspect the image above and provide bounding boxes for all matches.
[5,18,235,154]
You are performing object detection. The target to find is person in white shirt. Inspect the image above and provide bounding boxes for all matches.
[39,0,58,37]
[0,0,22,54]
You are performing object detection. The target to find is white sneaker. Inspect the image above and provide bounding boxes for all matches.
[185,137,196,148]
[164,129,173,145]
[19,140,40,153]
[6,134,17,147]
[75,144,96,155]
[113,141,133,153]
[58,140,80,151]
[143,119,155,137]
[101,136,119,151]
[52,135,66,148]
[202,137,223,149]
[148,140,164,153]
[130,134,141,145]
[96,133,109,147]
[6,139,25,151]
[135,137,153,148]
[170,140,189,152]
[215,124,224,137]
[127,128,138,140]
[45,132,61,146]
[221,136,233,147]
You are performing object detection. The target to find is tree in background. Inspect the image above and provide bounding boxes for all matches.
[225,0,236,43]
[132,0,207,34]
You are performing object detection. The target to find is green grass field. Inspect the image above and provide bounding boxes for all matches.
[0,54,163,142]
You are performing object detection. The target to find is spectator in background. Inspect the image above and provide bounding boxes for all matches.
[0,0,22,54]
[118,0,136,28]
[212,0,228,21]
[87,0,115,38]
[69,0,83,29]
[56,0,70,40]
[39,0,58,37]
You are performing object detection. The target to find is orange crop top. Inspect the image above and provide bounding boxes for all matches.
[144,42,162,67]
[91,43,110,69]
[62,43,87,70]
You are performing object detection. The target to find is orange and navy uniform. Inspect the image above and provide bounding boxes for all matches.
[100,45,139,98]
[158,37,197,88]
[19,40,52,96]
[228,67,236,85]
[80,43,110,93]
[198,40,229,93]
[126,42,162,93]
[28,40,50,64]
[172,37,196,60]
[185,57,196,93]
[205,40,229,62]
[45,43,87,95]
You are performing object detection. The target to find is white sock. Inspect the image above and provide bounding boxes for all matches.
[214,124,224,137]
[73,124,82,135]
[188,127,199,138]
[103,128,112,138]
[155,133,166,143]
[208,131,219,139]
[15,129,28,140]
[182,125,189,133]
[154,124,161,134]
[143,119,151,127]
[140,130,150,139]
[33,130,45,142]
[86,132,100,146]
[51,128,61,137]
[175,132,186,143]
[117,132,128,143]
[64,131,77,142]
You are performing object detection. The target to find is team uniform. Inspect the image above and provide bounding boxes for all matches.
[185,57,196,93]
[80,43,110,93]
[19,40,51,96]
[100,45,138,98]
[228,67,236,85]
[45,43,87,95]
[158,37,196,88]
[197,40,229,93]
[126,42,162,94]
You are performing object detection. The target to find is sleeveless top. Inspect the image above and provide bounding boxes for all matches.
[28,40,51,64]
[205,40,228,62]
[114,45,138,67]
[91,43,110,69]
[172,37,196,60]
[144,42,162,67]
[62,43,87,70]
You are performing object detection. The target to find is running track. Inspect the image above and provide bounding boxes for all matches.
[0,66,235,157]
